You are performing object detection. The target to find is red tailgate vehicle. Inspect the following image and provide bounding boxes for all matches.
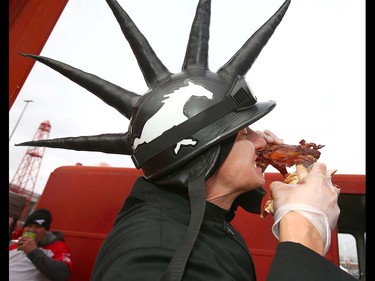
[30,165,365,281]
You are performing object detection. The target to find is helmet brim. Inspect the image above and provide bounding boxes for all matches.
[142,100,276,180]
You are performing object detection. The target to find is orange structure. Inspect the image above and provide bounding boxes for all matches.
[9,0,68,109]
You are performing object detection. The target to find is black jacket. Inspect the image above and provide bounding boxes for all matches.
[91,177,356,281]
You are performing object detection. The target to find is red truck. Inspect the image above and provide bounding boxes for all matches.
[29,165,365,281]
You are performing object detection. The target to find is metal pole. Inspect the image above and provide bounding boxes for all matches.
[9,100,33,142]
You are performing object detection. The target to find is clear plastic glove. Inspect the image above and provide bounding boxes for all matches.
[256,129,283,144]
[270,162,340,255]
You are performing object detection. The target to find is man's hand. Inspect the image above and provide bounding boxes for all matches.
[269,162,340,255]
[256,129,283,144]
[17,236,38,254]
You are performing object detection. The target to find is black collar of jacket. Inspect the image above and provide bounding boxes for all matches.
[131,177,230,223]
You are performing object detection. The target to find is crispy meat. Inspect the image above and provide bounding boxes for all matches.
[256,139,324,178]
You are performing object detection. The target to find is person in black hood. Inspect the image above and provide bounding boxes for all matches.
[15,0,356,280]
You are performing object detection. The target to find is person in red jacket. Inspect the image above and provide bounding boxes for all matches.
[9,208,72,281]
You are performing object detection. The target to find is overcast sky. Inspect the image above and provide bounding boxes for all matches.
[9,0,365,195]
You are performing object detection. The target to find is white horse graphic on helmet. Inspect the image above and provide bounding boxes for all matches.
[133,80,213,154]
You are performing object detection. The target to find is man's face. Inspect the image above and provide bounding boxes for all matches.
[23,224,47,243]
[217,127,267,192]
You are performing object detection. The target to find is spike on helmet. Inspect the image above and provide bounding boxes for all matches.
[16,0,291,181]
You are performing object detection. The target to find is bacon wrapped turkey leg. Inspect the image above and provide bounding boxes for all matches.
[255,139,334,218]
[256,139,325,177]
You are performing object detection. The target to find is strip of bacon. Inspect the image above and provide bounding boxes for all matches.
[256,139,325,178]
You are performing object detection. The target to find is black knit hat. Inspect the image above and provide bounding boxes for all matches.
[24,208,52,230]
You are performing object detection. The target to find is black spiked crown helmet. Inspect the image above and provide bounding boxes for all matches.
[17,0,291,182]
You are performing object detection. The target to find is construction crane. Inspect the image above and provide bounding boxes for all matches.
[9,120,51,232]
